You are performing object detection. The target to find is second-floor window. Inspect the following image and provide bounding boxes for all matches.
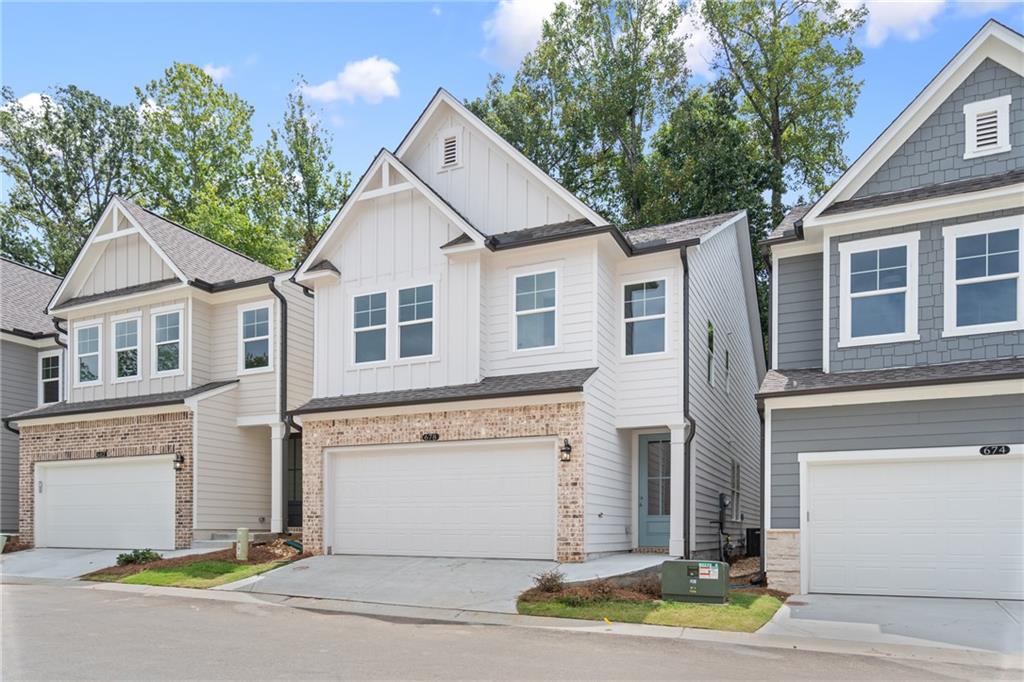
[75,323,101,386]
[112,316,140,381]
[39,351,61,404]
[624,280,666,356]
[839,233,919,347]
[943,219,1022,336]
[153,309,182,376]
[240,304,272,373]
[398,285,433,358]
[354,292,387,363]
[515,271,556,350]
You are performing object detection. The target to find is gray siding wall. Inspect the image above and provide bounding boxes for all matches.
[854,58,1024,198]
[775,254,823,369]
[828,208,1024,371]
[689,222,764,555]
[0,340,40,531]
[770,394,1024,529]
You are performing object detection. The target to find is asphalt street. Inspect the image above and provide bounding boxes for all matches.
[1,583,1015,680]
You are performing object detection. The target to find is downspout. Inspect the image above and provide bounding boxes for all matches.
[680,246,696,561]
[288,274,314,299]
[53,318,69,404]
[2,419,17,436]
[267,278,290,533]
[758,404,767,581]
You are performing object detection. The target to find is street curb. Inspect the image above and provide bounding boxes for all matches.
[55,579,1023,671]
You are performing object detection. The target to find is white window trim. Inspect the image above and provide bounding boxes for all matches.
[151,304,184,378]
[942,216,1024,337]
[838,232,920,348]
[397,283,437,360]
[963,95,1011,160]
[38,348,62,406]
[438,127,463,172]
[237,300,275,375]
[352,290,388,366]
[621,277,669,359]
[511,268,559,353]
[110,312,142,384]
[72,319,103,388]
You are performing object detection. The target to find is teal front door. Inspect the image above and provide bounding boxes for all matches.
[639,434,671,548]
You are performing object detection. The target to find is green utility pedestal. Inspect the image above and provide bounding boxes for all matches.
[661,560,729,603]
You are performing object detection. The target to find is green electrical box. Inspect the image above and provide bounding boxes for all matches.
[661,560,729,604]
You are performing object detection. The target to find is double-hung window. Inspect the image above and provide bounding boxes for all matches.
[112,316,140,381]
[623,280,666,356]
[39,351,61,404]
[239,303,272,373]
[398,285,433,358]
[514,271,556,350]
[153,309,182,375]
[354,292,387,363]
[839,233,919,346]
[74,322,101,386]
[943,218,1023,336]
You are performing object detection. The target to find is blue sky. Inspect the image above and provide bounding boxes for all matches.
[2,1,1022,200]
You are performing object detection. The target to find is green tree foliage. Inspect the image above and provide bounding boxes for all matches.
[468,0,688,225]
[0,86,143,274]
[701,0,866,224]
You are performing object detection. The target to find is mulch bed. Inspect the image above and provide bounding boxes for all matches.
[2,538,30,554]
[83,537,305,579]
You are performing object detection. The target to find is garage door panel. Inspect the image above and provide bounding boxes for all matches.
[807,455,1024,600]
[329,441,556,560]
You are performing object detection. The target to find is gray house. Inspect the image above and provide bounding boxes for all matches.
[1,258,64,534]
[760,20,1023,600]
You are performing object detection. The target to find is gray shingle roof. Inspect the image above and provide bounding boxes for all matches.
[821,169,1024,216]
[758,358,1024,398]
[4,380,238,422]
[53,278,182,311]
[625,211,743,251]
[766,204,812,241]
[307,259,339,274]
[1,258,60,337]
[118,199,275,285]
[292,367,598,415]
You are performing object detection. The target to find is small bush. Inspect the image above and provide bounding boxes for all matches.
[533,569,566,593]
[116,549,163,566]
[588,579,616,599]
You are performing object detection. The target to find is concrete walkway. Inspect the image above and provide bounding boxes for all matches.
[761,593,1024,655]
[0,547,210,580]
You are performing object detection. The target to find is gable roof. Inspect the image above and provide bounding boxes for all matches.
[0,258,60,338]
[802,20,1024,227]
[395,88,608,228]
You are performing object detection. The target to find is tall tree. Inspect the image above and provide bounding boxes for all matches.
[272,84,351,261]
[701,0,866,225]
[0,86,143,274]
[468,0,688,225]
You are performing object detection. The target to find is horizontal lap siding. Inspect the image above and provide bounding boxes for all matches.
[1,341,40,532]
[776,254,822,370]
[283,281,314,411]
[769,394,1024,529]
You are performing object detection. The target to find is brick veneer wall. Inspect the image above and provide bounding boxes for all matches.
[301,400,586,561]
[19,411,194,549]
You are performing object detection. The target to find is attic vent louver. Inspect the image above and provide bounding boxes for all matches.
[963,95,1011,160]
[441,132,459,169]
[975,110,999,149]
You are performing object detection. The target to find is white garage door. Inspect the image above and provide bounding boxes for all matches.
[806,454,1024,600]
[36,456,176,550]
[328,439,556,559]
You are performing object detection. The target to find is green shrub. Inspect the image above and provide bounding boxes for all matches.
[533,569,566,593]
[116,549,163,566]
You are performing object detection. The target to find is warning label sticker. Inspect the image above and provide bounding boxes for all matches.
[698,562,719,580]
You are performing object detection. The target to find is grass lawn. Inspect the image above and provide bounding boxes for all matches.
[91,560,285,589]
[517,592,783,633]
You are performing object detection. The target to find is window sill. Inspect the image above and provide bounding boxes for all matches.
[942,321,1024,338]
[837,333,919,348]
[152,369,184,379]
[111,375,142,385]
[73,380,102,389]
[621,350,672,361]
[963,146,1011,160]
[238,366,274,376]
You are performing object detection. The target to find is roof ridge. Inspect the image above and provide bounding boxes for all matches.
[1,256,61,280]
[626,209,744,233]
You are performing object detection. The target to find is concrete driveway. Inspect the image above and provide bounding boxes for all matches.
[0,548,207,580]
[761,593,1024,655]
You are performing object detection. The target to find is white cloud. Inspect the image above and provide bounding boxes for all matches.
[844,0,946,47]
[431,4,442,16]
[301,56,400,104]
[677,0,715,79]
[955,0,1013,15]
[481,0,560,67]
[13,92,50,115]
[202,63,233,83]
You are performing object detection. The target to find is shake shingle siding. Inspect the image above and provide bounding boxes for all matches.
[775,255,822,370]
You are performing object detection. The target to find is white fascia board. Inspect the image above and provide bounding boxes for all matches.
[761,376,1024,410]
[395,89,608,228]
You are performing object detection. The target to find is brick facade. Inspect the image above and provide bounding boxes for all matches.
[766,529,801,594]
[19,410,194,549]
[301,400,586,561]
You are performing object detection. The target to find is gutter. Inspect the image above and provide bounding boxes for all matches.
[680,246,695,561]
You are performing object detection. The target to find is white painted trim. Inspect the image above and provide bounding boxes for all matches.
[761,376,1024,410]
[186,297,193,389]
[621,276,670,359]
[396,282,437,360]
[72,319,103,388]
[837,232,920,348]
[763,408,772,531]
[237,299,275,376]
[2,332,61,349]
[37,348,63,406]
[151,305,184,378]
[357,182,414,201]
[50,283,190,317]
[511,266,560,353]
[822,235,830,373]
[799,458,809,593]
[236,414,280,427]
[351,290,388,366]
[92,227,142,243]
[941,216,1023,337]
[963,94,1012,159]
[109,313,142,384]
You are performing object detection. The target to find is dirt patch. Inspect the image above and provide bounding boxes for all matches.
[83,537,305,579]
[729,556,760,579]
[2,537,30,554]
[522,571,790,605]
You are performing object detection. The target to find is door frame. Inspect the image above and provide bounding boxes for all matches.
[798,444,1024,595]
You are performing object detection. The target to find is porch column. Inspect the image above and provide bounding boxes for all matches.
[270,423,285,533]
[668,424,688,557]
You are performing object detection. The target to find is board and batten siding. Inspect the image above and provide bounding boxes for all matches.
[775,254,823,370]
[76,232,178,297]
[1,339,43,531]
[769,394,1024,529]
[193,387,271,530]
[400,102,584,235]
[687,223,764,555]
